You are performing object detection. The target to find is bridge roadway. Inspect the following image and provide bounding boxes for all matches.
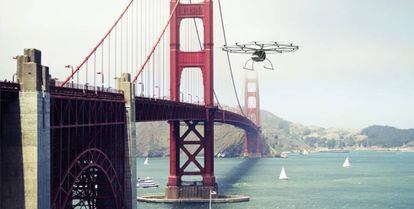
[38,82,258,132]
[135,96,258,132]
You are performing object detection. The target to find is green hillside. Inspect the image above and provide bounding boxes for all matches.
[135,111,414,157]
[136,110,308,157]
[361,125,414,147]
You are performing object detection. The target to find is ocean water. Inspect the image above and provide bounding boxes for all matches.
[137,151,414,209]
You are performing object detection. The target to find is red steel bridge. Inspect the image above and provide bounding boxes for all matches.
[0,0,264,208]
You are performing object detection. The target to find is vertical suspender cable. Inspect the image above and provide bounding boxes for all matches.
[131,4,133,76]
[126,11,129,75]
[152,0,155,97]
[132,0,181,82]
[217,0,244,115]
[187,20,189,102]
[108,34,111,88]
[115,26,117,82]
[101,42,104,88]
[86,61,88,87]
[94,52,97,90]
[121,19,123,74]
[155,0,158,98]
[147,0,150,96]
[131,2,134,78]
[135,0,139,95]
[142,0,145,96]
[140,0,143,94]
[60,0,134,87]
[160,2,165,98]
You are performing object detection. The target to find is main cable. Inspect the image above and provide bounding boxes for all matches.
[217,0,245,115]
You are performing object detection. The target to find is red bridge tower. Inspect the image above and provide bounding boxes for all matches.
[166,0,217,198]
[244,73,262,157]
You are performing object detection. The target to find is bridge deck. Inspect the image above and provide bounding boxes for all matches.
[0,82,19,102]
[135,97,258,132]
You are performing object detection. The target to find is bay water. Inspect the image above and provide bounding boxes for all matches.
[137,151,414,209]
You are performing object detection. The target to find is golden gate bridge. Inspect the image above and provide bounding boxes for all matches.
[0,0,297,208]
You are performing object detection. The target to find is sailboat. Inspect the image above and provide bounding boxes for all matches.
[342,157,350,168]
[144,157,149,165]
[300,149,309,155]
[279,166,289,180]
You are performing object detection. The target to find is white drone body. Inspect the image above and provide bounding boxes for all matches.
[222,41,299,71]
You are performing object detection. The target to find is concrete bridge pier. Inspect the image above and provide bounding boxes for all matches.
[0,49,51,209]
[117,73,137,209]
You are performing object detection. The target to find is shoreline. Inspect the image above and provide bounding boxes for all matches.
[136,148,414,158]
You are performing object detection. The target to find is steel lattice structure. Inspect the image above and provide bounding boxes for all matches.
[50,86,126,209]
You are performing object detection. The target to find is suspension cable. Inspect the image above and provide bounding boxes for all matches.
[132,0,181,83]
[60,0,135,87]
[217,0,245,115]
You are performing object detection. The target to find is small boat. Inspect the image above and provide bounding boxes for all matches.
[280,152,289,158]
[137,177,158,188]
[279,166,289,180]
[144,157,149,165]
[300,149,309,155]
[342,157,351,168]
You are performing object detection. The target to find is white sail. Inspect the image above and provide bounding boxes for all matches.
[144,157,149,165]
[342,157,350,168]
[279,166,289,180]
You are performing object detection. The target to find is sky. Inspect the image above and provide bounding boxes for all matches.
[1,0,414,129]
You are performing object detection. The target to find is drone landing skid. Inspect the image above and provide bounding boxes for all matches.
[263,59,275,70]
[243,59,255,71]
[243,58,275,71]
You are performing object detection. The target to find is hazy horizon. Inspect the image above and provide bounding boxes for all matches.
[1,0,413,129]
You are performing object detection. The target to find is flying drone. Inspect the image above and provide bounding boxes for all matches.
[222,41,299,71]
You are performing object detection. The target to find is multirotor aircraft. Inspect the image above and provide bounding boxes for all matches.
[222,41,299,71]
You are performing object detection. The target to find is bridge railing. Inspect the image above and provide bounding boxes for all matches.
[0,81,20,92]
[52,80,122,94]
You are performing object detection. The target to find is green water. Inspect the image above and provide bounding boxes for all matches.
[137,151,414,209]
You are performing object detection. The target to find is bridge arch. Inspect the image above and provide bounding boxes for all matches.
[52,148,124,209]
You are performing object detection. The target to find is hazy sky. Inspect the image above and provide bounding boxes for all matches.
[1,0,414,129]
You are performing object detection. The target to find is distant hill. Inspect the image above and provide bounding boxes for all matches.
[136,121,245,157]
[361,125,414,147]
[135,110,414,157]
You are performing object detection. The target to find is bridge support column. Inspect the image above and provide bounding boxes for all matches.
[166,121,180,198]
[0,49,50,209]
[203,109,216,186]
[256,131,262,157]
[117,73,137,209]
[244,134,249,157]
[245,131,261,157]
[165,119,217,199]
